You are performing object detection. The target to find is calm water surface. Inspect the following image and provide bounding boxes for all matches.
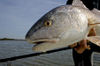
[0,41,100,66]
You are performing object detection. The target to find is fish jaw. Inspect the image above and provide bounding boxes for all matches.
[32,39,68,52]
[32,42,59,52]
[26,38,62,52]
[26,38,59,44]
[26,36,74,52]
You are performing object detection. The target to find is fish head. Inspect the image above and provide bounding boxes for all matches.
[25,6,72,52]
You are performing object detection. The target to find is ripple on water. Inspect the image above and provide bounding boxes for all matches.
[0,41,99,66]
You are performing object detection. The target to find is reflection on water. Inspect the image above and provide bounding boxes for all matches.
[0,41,100,66]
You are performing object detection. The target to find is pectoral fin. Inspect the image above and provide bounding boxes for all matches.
[87,36,100,46]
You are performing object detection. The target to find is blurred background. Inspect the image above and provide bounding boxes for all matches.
[0,0,67,39]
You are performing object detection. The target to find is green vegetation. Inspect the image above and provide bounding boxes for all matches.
[0,38,14,40]
[0,38,25,41]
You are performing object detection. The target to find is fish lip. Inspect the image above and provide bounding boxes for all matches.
[32,38,59,45]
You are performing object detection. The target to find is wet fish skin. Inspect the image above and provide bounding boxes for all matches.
[25,0,100,52]
[26,5,89,52]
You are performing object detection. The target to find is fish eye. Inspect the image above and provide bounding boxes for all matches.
[44,20,52,27]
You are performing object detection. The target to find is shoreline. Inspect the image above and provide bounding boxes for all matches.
[0,38,25,41]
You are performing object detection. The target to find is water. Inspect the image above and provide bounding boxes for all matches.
[0,41,100,66]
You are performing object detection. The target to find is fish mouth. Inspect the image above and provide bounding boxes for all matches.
[33,41,46,45]
[26,38,59,45]
[32,39,59,45]
[31,38,61,52]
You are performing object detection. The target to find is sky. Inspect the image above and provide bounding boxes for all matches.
[0,0,67,39]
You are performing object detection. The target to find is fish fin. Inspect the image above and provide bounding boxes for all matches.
[87,36,100,46]
[88,8,100,26]
[92,8,100,16]
[72,0,87,9]
[92,9,100,25]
